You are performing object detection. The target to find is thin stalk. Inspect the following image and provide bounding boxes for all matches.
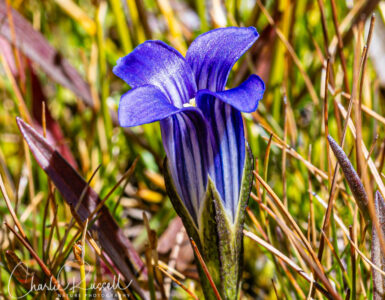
[196,0,208,31]
[349,226,356,300]
[255,0,319,105]
[247,207,305,299]
[109,0,132,53]
[96,2,112,159]
[80,220,88,300]
[282,97,288,207]
[190,238,222,300]
[244,230,335,300]
[144,246,156,300]
[126,0,146,44]
[316,0,330,57]
[157,265,199,300]
[307,145,317,248]
[324,57,331,183]
[330,0,350,92]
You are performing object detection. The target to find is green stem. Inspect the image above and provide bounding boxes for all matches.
[110,0,133,53]
[197,0,208,32]
[96,3,112,159]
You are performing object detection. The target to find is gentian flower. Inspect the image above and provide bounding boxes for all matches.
[114,27,265,300]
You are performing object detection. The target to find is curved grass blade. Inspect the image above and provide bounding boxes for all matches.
[327,135,369,221]
[16,117,146,297]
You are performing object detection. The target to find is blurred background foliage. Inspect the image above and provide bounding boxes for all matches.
[0,0,385,298]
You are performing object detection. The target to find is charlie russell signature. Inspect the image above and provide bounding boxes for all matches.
[8,261,132,299]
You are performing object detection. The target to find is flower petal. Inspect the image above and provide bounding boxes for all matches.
[113,41,197,108]
[160,110,213,224]
[196,75,265,113]
[118,85,195,127]
[197,96,245,219]
[186,27,259,91]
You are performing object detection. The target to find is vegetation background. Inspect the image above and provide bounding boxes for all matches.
[0,0,385,298]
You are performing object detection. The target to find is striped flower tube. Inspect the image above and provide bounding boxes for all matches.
[114,27,265,300]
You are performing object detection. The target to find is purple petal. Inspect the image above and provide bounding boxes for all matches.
[160,110,213,223]
[113,41,197,108]
[197,97,245,219]
[186,27,259,91]
[196,75,265,113]
[118,85,178,127]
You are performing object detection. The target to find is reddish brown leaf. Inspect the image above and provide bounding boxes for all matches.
[0,1,93,106]
[28,63,78,169]
[16,117,146,297]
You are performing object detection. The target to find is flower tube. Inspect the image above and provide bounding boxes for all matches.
[114,27,265,299]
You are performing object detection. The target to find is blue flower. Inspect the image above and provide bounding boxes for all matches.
[113,27,265,225]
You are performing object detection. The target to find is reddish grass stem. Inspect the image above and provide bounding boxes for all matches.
[190,238,222,300]
[5,222,70,300]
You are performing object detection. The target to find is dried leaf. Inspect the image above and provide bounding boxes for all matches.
[16,118,145,297]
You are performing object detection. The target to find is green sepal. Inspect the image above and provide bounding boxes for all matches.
[163,158,218,300]
[163,143,254,300]
[206,143,254,299]
[198,178,222,297]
